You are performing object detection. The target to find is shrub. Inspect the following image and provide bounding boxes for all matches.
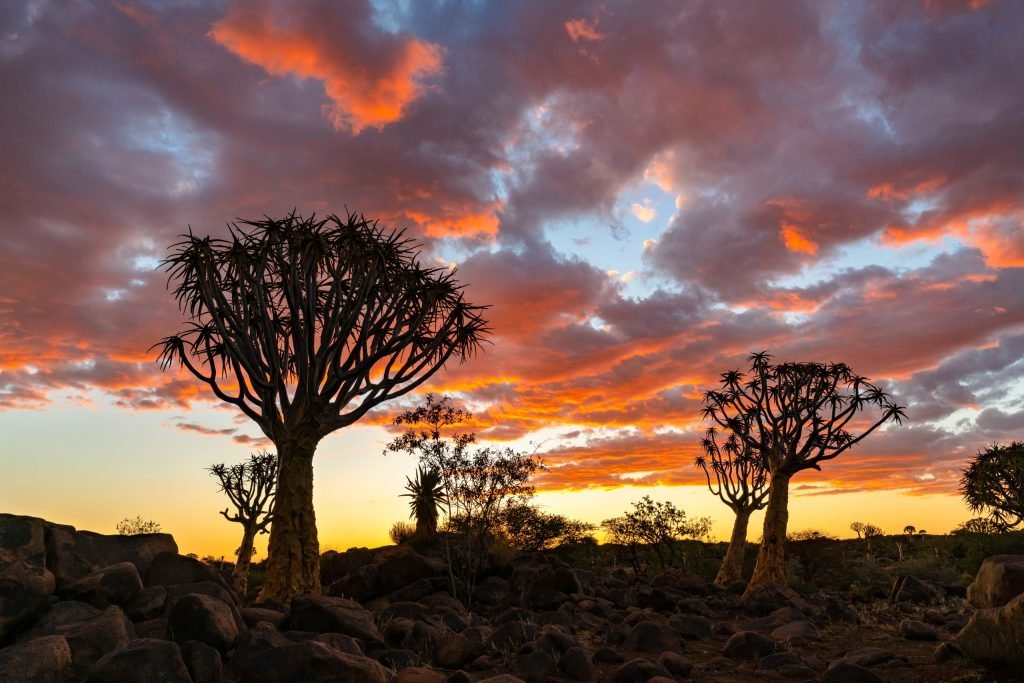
[389,521,416,545]
[116,515,161,535]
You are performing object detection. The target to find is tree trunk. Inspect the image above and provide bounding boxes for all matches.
[233,524,257,596]
[714,508,751,586]
[258,435,321,603]
[745,471,791,593]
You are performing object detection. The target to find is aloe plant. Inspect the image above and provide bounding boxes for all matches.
[402,465,448,537]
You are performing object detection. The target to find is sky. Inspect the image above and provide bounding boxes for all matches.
[1,0,1023,558]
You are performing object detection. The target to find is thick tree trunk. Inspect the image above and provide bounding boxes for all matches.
[714,508,751,586]
[232,524,257,597]
[745,471,792,593]
[258,435,320,603]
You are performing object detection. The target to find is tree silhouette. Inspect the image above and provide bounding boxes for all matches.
[960,441,1024,531]
[695,426,768,585]
[402,465,447,538]
[702,351,904,593]
[116,516,161,535]
[903,524,916,536]
[850,521,865,539]
[601,496,712,574]
[154,212,488,602]
[209,451,278,595]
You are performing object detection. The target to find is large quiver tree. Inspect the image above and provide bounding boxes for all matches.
[695,427,768,586]
[960,441,1024,531]
[155,212,488,603]
[702,352,904,594]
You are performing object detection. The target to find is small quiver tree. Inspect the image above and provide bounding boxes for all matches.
[210,451,278,595]
[960,442,1024,531]
[702,352,904,594]
[154,212,488,603]
[402,465,447,538]
[695,427,769,585]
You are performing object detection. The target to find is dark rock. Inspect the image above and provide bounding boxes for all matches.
[183,639,223,683]
[431,605,468,632]
[372,648,418,669]
[513,650,557,683]
[327,563,382,602]
[319,547,375,587]
[0,514,47,569]
[46,522,175,586]
[124,586,167,622]
[284,594,384,648]
[241,606,286,628]
[889,575,945,605]
[743,605,806,630]
[954,590,1024,665]
[676,598,713,617]
[635,587,676,612]
[611,657,672,682]
[165,581,243,632]
[779,664,817,679]
[824,600,860,624]
[625,621,681,652]
[722,630,784,659]
[842,647,894,667]
[234,621,292,665]
[435,633,482,669]
[593,646,625,664]
[760,651,805,669]
[168,593,239,654]
[0,558,55,596]
[473,575,512,610]
[557,646,595,681]
[23,604,135,675]
[933,641,963,663]
[651,568,705,594]
[657,651,692,677]
[489,620,537,650]
[386,601,433,621]
[898,618,938,641]
[146,553,229,592]
[0,563,53,643]
[86,638,191,683]
[967,555,1024,608]
[711,620,736,636]
[395,667,445,683]
[668,613,711,640]
[61,562,143,608]
[314,632,363,655]
[822,659,884,683]
[0,634,71,682]
[388,577,448,603]
[378,547,443,594]
[445,672,473,683]
[477,676,526,683]
[770,619,821,645]
[242,640,391,682]
[533,625,578,654]
[135,618,169,640]
[740,582,810,615]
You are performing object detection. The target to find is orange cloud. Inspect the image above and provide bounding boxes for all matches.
[210,3,444,133]
[867,176,946,201]
[780,224,818,255]
[565,18,605,43]
[404,203,501,238]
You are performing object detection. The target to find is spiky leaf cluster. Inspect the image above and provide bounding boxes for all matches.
[960,441,1024,531]
[209,451,278,534]
[695,426,769,514]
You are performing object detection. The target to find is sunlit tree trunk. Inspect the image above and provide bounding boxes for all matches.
[233,524,257,596]
[715,508,751,586]
[259,435,320,603]
[746,472,791,592]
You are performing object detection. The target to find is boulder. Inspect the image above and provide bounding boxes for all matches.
[898,619,938,641]
[0,635,72,683]
[241,607,286,629]
[842,647,894,668]
[377,547,442,594]
[739,582,810,615]
[668,613,712,640]
[23,604,135,675]
[326,563,381,602]
[46,523,176,586]
[319,547,375,587]
[0,562,53,643]
[513,650,557,683]
[168,593,240,654]
[0,514,48,569]
[124,586,167,622]
[722,630,784,659]
[313,633,363,656]
[611,657,672,683]
[489,620,537,650]
[241,641,391,683]
[284,594,384,648]
[182,640,223,683]
[146,553,230,592]
[624,621,681,652]
[889,575,945,605]
[434,633,482,669]
[165,581,243,632]
[967,555,1024,608]
[61,562,143,608]
[822,659,884,683]
[657,651,692,677]
[85,638,192,683]
[395,667,445,683]
[955,590,1024,665]
[557,646,595,681]
[770,620,821,646]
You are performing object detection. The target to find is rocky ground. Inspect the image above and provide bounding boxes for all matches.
[2,512,1023,682]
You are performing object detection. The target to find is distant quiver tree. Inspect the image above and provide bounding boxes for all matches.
[402,465,447,538]
[695,427,769,585]
[209,451,278,595]
[702,352,904,594]
[960,441,1024,531]
[154,212,488,602]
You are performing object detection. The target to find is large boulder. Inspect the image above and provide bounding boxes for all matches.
[0,514,47,570]
[241,641,391,683]
[955,590,1024,665]
[967,555,1024,608]
[146,553,230,592]
[739,582,810,615]
[85,638,192,683]
[320,547,375,587]
[0,561,54,643]
[889,575,945,605]
[0,635,72,682]
[22,604,135,675]
[168,593,240,655]
[284,594,384,648]
[60,562,143,608]
[377,547,443,594]
[47,524,176,586]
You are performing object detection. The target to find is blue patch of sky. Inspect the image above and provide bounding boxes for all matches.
[123,108,216,197]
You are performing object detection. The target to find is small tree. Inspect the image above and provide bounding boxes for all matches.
[903,525,916,536]
[862,523,883,538]
[696,427,769,585]
[116,516,161,535]
[500,502,596,551]
[209,451,278,595]
[402,465,447,538]
[952,517,1003,535]
[702,352,904,593]
[154,213,488,602]
[601,496,712,574]
[850,521,865,539]
[960,442,1024,531]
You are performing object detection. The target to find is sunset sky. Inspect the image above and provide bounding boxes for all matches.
[2,0,1023,558]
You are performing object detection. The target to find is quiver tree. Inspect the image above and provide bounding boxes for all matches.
[154,212,488,602]
[960,441,1024,531]
[696,427,769,585]
[702,351,904,593]
[402,465,447,537]
[209,451,278,595]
